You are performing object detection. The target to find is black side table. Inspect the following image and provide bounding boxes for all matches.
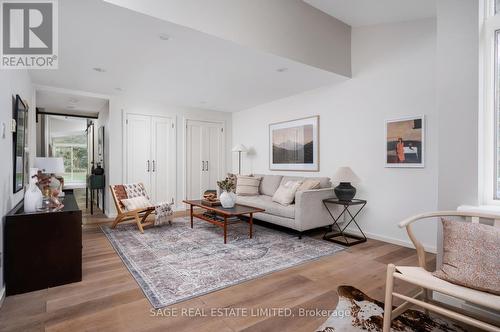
[322,198,367,246]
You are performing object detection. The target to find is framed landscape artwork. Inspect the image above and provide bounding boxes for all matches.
[269,116,319,171]
[385,115,425,168]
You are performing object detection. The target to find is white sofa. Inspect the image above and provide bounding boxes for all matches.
[235,174,335,237]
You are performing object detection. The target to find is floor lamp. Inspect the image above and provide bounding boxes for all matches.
[232,144,247,175]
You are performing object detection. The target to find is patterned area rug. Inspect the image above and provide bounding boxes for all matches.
[101,217,344,308]
[316,286,468,332]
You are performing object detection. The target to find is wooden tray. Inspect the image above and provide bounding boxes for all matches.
[201,199,221,207]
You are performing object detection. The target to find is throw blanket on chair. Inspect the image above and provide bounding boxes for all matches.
[123,183,173,226]
[154,201,174,226]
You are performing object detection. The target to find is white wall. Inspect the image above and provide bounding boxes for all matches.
[105,97,232,216]
[437,0,479,210]
[435,0,480,266]
[233,19,438,251]
[0,70,34,294]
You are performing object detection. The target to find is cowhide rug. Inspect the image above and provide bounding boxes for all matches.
[316,286,467,332]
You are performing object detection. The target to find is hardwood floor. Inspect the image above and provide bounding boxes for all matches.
[0,209,435,332]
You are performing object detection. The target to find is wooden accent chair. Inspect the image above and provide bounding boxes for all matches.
[109,184,155,233]
[383,211,500,332]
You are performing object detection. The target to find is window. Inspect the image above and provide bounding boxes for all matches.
[483,1,500,203]
[52,133,88,184]
[493,29,500,199]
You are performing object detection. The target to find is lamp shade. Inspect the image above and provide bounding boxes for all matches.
[332,166,360,184]
[232,144,248,153]
[34,157,65,174]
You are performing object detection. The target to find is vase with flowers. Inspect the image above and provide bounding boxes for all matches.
[217,177,236,208]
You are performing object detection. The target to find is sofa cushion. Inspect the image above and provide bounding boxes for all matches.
[236,175,262,196]
[280,176,331,189]
[298,179,321,191]
[236,195,295,219]
[256,174,283,196]
[272,180,303,206]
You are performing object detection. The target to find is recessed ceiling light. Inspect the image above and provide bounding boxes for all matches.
[159,33,171,41]
[276,67,288,73]
[92,67,106,73]
[114,87,123,92]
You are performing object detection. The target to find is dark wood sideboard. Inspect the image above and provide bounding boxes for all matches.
[4,193,82,296]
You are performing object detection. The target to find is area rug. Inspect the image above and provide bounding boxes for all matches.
[316,286,467,332]
[101,217,344,308]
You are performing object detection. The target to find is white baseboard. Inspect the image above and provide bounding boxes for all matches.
[345,227,437,254]
[105,212,117,219]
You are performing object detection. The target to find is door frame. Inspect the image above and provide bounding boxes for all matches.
[183,117,226,202]
[122,111,177,203]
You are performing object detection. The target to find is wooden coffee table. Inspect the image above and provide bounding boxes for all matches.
[183,200,265,244]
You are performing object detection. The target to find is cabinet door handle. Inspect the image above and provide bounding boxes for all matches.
[206,160,209,171]
[152,160,155,172]
[147,160,150,172]
[201,161,205,171]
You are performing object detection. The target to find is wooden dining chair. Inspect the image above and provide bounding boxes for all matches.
[109,184,155,233]
[383,211,500,332]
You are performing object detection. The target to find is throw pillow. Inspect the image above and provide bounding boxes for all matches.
[433,218,500,295]
[120,196,152,211]
[272,180,303,206]
[236,175,262,196]
[297,179,321,191]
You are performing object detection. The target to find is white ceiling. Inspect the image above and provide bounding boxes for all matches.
[36,90,108,117]
[29,0,346,112]
[304,0,436,27]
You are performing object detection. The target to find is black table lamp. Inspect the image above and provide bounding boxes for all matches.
[332,166,361,201]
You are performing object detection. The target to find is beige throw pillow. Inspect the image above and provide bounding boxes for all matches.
[272,181,303,206]
[432,218,500,295]
[236,175,262,196]
[297,179,321,192]
[120,196,152,211]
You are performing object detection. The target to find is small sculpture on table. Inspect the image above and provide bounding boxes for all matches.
[202,190,221,206]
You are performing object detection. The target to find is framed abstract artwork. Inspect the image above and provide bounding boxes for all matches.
[385,115,425,168]
[269,116,319,171]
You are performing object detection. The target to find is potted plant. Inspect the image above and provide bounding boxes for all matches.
[217,177,236,208]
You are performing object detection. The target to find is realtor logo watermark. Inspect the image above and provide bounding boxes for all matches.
[1,0,58,69]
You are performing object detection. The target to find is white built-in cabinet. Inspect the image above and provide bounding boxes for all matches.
[186,120,225,200]
[125,113,176,204]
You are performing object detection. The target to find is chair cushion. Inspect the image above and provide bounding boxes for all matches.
[120,196,152,211]
[272,180,303,206]
[236,175,262,196]
[256,174,283,196]
[236,195,295,219]
[433,219,500,295]
[123,183,150,200]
